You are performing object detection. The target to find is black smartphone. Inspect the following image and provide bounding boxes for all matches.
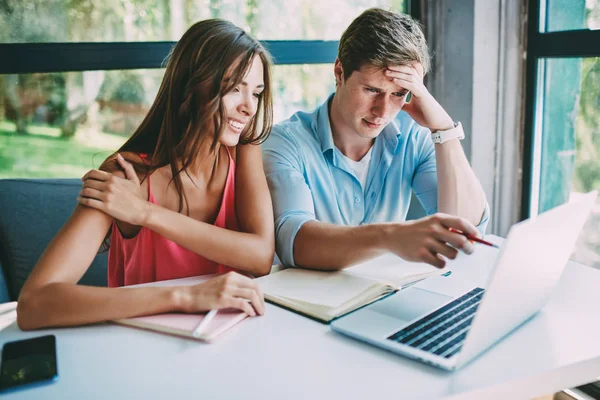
[0,335,58,393]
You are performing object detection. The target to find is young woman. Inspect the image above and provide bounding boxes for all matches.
[17,19,275,330]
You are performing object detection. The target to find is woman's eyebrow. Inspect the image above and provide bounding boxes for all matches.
[239,81,265,89]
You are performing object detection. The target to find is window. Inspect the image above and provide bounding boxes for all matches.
[0,65,334,178]
[0,0,412,178]
[523,0,600,269]
[541,0,599,32]
[1,0,408,42]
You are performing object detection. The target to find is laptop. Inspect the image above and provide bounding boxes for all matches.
[331,191,598,371]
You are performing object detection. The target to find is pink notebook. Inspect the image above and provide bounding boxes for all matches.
[113,275,248,341]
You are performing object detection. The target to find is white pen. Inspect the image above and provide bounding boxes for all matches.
[192,299,255,338]
[192,309,218,338]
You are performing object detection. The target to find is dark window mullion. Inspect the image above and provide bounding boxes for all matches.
[521,0,542,219]
[528,29,600,58]
[407,0,422,23]
[0,42,176,74]
[0,40,339,74]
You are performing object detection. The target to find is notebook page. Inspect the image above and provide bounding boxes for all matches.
[0,301,17,332]
[345,253,448,286]
[257,269,382,308]
[123,309,246,338]
[114,274,247,341]
[122,274,219,288]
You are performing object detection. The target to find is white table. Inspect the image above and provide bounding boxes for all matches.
[2,235,600,399]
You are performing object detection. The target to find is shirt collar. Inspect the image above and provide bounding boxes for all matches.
[313,94,336,154]
[382,119,403,153]
[312,93,404,155]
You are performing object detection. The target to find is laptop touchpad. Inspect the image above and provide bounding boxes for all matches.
[370,287,453,324]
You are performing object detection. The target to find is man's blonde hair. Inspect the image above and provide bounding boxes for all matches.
[338,8,430,80]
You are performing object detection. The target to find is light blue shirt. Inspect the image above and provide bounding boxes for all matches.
[262,95,490,267]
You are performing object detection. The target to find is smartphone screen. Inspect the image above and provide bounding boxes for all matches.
[0,335,58,393]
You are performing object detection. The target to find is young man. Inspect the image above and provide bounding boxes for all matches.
[262,8,489,270]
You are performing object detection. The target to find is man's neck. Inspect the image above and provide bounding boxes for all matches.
[329,93,374,162]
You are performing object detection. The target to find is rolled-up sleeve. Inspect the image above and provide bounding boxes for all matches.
[262,126,316,267]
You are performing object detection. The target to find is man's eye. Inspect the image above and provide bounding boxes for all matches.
[394,92,408,98]
[366,88,378,93]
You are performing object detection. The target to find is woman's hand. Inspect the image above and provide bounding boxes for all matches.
[385,63,455,132]
[78,154,148,225]
[178,272,265,316]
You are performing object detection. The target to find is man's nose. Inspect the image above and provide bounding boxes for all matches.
[372,95,391,118]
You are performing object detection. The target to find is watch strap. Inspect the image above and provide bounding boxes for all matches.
[431,122,464,144]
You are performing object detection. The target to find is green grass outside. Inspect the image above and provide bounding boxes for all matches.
[0,121,126,179]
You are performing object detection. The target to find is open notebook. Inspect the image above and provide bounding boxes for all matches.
[113,275,247,341]
[256,253,448,323]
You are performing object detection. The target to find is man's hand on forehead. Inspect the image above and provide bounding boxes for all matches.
[383,62,426,99]
[382,61,453,131]
[386,62,424,81]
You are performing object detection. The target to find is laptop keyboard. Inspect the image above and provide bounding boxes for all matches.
[387,287,485,359]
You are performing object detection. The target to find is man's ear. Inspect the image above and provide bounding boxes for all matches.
[333,58,344,87]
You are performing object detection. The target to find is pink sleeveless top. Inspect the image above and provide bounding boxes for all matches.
[108,150,239,287]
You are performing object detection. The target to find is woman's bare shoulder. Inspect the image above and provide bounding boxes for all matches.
[99,151,147,180]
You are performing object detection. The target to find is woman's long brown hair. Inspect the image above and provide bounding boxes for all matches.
[100,19,273,250]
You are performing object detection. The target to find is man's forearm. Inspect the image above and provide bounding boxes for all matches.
[292,221,390,270]
[435,139,487,225]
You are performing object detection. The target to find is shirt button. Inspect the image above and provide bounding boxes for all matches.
[354,197,361,203]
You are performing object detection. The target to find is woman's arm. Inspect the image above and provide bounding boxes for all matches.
[233,143,275,275]
[17,204,181,330]
[18,166,264,330]
[79,149,275,276]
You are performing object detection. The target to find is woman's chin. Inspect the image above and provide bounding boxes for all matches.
[219,132,241,147]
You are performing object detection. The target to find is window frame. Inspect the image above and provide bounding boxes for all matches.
[0,0,418,74]
[521,0,600,219]
[0,41,339,74]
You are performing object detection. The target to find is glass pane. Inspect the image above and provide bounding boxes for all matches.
[533,57,600,269]
[542,0,599,32]
[0,64,334,178]
[0,0,406,43]
[272,64,335,123]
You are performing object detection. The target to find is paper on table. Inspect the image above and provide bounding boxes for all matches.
[124,274,219,288]
[123,308,247,341]
[345,253,449,286]
[114,275,248,341]
[0,301,17,332]
[258,269,381,308]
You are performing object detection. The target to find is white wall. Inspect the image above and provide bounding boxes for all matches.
[423,0,526,235]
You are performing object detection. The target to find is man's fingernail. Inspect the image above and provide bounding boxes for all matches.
[464,243,474,255]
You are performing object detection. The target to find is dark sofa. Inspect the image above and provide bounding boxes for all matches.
[0,179,108,303]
